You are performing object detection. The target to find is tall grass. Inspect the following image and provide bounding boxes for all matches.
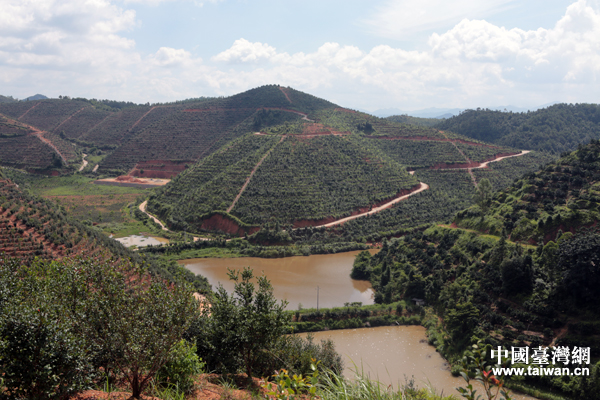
[316,367,459,400]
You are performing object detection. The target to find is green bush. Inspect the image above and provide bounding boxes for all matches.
[0,257,92,400]
[156,339,205,394]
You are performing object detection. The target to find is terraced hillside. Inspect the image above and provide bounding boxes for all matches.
[0,115,66,171]
[147,133,420,234]
[0,177,131,263]
[0,85,340,175]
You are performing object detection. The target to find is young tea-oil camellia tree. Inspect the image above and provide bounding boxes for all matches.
[208,267,290,379]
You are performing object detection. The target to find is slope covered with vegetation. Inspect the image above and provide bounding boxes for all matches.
[436,104,600,154]
[353,223,600,398]
[455,140,600,244]
[350,141,600,398]
[386,114,441,127]
[148,133,419,234]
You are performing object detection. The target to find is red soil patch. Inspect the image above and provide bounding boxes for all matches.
[279,86,293,103]
[129,159,193,179]
[199,213,260,236]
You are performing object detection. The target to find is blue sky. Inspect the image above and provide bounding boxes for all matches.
[1,0,599,112]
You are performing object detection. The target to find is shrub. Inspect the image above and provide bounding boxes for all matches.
[155,339,205,394]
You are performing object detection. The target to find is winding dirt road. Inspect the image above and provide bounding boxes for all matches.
[317,182,430,228]
[136,149,532,234]
[78,153,88,172]
[139,200,168,231]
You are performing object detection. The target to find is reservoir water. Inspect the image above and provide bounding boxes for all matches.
[180,250,374,310]
[181,251,536,400]
[302,326,536,400]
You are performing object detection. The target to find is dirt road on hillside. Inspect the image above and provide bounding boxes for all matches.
[316,182,430,228]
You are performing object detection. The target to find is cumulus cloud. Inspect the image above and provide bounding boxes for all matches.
[1,0,599,109]
[212,39,277,63]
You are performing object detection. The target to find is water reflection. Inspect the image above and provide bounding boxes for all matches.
[180,251,374,310]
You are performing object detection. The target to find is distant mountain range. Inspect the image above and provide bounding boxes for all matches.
[371,103,560,118]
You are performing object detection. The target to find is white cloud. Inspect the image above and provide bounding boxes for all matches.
[212,39,277,63]
[123,0,223,6]
[1,0,599,109]
[364,0,516,38]
[150,47,194,66]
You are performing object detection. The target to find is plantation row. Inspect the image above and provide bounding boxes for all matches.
[0,135,58,169]
[100,107,259,172]
[18,100,89,132]
[147,134,281,230]
[313,108,448,138]
[43,131,80,163]
[367,139,467,168]
[454,142,516,163]
[233,135,418,224]
[57,106,110,139]
[0,100,40,119]
[81,106,152,146]
[0,118,32,137]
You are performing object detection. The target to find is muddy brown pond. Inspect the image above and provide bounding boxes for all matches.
[301,326,536,399]
[181,252,536,399]
[180,250,375,310]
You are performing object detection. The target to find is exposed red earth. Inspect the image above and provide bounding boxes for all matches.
[129,160,193,179]
[94,176,170,189]
[17,101,40,120]
[278,86,293,103]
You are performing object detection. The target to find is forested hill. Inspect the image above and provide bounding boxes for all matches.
[352,141,600,398]
[385,114,440,128]
[435,103,600,154]
[0,85,339,174]
[0,95,16,103]
[454,139,600,244]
